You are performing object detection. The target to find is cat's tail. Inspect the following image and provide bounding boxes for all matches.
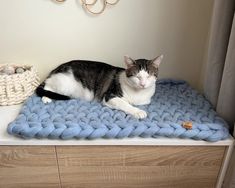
[36,83,70,100]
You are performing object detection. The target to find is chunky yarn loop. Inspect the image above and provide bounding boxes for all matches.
[8,79,229,142]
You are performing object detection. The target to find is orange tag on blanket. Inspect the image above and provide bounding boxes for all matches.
[182,121,193,130]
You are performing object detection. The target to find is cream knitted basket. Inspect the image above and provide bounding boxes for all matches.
[0,65,40,106]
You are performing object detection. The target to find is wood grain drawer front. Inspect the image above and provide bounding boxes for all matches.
[0,146,60,188]
[56,146,226,188]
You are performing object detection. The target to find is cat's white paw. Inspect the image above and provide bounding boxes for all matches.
[42,96,52,104]
[132,109,147,119]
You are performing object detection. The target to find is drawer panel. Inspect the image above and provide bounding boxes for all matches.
[57,146,226,188]
[0,146,60,188]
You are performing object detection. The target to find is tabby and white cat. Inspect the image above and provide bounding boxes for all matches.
[36,55,163,119]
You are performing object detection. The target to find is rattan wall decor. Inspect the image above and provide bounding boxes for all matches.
[55,0,120,15]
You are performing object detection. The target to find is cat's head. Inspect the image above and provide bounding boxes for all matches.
[124,55,163,89]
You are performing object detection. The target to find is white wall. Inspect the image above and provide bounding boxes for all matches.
[0,0,213,89]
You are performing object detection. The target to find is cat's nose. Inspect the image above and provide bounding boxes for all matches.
[140,83,146,88]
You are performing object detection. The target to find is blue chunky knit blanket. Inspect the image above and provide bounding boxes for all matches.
[8,79,229,142]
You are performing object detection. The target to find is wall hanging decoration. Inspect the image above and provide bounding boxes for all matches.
[55,0,120,15]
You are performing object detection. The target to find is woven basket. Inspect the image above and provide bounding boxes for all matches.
[0,64,40,106]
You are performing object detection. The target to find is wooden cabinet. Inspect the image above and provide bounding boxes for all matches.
[0,146,226,188]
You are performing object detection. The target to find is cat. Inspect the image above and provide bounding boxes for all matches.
[36,55,163,119]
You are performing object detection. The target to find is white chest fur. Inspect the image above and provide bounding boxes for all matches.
[119,73,156,106]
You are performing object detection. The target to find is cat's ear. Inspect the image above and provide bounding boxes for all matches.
[152,55,163,67]
[124,55,135,68]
